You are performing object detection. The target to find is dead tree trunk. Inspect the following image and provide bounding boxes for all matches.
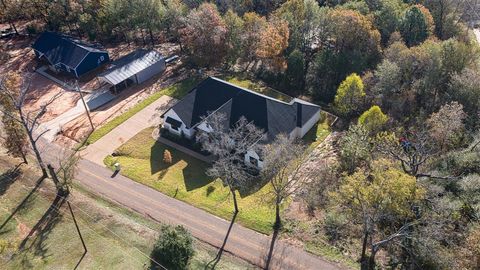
[231,186,239,214]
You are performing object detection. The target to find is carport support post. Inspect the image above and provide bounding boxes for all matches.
[76,81,94,131]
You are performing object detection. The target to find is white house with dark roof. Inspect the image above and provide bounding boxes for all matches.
[161,77,321,168]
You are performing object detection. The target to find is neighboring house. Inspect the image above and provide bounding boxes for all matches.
[98,49,166,93]
[32,32,109,78]
[161,77,321,169]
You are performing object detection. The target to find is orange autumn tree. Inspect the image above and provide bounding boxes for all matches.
[241,12,268,67]
[257,18,289,71]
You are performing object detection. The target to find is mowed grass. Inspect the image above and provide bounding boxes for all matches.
[0,171,150,269]
[104,128,277,234]
[0,156,255,270]
[85,77,200,146]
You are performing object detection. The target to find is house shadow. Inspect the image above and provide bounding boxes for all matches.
[181,161,214,191]
[238,173,268,198]
[150,140,214,191]
[150,140,176,176]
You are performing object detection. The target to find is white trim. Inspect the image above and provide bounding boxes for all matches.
[73,51,91,70]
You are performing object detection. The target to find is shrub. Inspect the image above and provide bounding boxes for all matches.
[26,24,39,35]
[358,105,388,134]
[150,225,195,270]
[163,149,173,164]
[324,211,348,242]
[440,150,480,176]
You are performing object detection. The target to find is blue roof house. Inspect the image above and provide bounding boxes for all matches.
[32,32,109,78]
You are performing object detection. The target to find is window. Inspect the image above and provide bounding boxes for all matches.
[171,125,179,131]
[249,156,258,167]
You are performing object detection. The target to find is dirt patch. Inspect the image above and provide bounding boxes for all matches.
[16,221,32,240]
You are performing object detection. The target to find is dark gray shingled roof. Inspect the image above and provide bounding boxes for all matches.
[98,49,164,85]
[32,32,107,69]
[164,77,321,140]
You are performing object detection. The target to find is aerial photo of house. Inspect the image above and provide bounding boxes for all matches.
[1,1,480,270]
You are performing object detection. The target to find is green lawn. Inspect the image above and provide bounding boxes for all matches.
[220,74,293,102]
[0,156,254,269]
[303,111,333,149]
[85,77,200,146]
[104,128,278,234]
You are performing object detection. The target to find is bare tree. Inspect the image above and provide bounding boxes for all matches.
[197,112,264,214]
[261,134,308,228]
[0,73,62,178]
[55,149,79,195]
[198,113,264,268]
[375,130,435,178]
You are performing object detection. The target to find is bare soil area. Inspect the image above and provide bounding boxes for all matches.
[1,34,80,123]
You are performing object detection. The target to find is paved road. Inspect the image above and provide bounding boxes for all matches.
[82,95,177,165]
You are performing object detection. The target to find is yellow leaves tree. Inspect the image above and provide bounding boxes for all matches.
[358,105,389,134]
[334,73,366,117]
[332,159,424,269]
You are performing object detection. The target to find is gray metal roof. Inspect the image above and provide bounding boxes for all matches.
[98,49,164,85]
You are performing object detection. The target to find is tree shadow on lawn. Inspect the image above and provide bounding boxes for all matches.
[17,193,66,261]
[238,173,269,198]
[0,164,23,196]
[0,175,46,233]
[150,141,215,191]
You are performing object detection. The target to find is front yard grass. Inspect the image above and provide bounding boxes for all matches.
[85,77,199,146]
[104,128,277,234]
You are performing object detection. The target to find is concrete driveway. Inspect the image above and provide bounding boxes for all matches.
[37,89,116,142]
[82,95,177,165]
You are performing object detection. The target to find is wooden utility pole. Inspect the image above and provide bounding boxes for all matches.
[76,81,94,131]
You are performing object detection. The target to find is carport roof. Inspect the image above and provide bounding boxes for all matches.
[98,49,164,85]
